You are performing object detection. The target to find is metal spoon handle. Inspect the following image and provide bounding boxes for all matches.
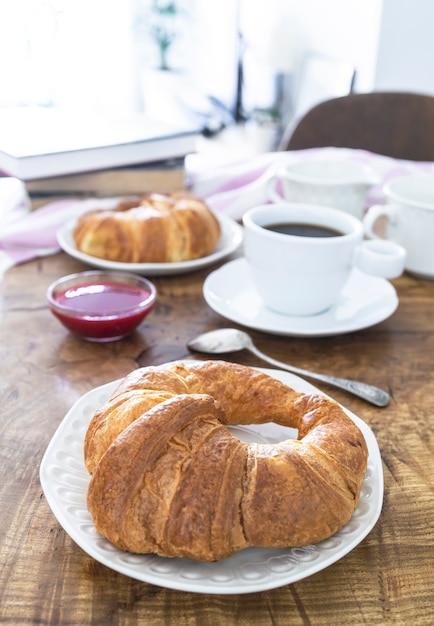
[247,343,390,407]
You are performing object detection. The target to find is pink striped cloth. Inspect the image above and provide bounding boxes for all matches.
[0,194,118,275]
[1,147,434,276]
[185,146,434,219]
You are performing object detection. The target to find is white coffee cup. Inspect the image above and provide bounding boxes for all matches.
[363,173,434,279]
[243,203,406,316]
[266,160,379,219]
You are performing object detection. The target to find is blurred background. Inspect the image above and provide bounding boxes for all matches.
[0,0,433,152]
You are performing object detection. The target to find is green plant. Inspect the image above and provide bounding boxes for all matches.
[149,0,182,70]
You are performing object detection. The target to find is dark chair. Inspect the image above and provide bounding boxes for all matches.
[280,91,434,161]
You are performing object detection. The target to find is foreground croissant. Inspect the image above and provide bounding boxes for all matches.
[73,192,221,263]
[84,361,368,562]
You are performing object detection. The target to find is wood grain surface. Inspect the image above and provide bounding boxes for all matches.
[1,220,434,625]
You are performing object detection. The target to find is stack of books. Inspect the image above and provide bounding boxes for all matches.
[0,107,200,196]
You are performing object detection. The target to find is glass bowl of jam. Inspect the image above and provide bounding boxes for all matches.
[47,270,157,342]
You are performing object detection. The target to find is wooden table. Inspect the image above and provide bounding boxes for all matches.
[1,194,434,625]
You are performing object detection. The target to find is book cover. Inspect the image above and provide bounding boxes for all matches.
[25,161,185,199]
[0,107,200,181]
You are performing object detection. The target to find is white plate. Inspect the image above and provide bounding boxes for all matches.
[57,213,243,276]
[40,365,383,595]
[203,258,399,337]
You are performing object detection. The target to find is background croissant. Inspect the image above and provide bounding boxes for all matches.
[73,192,221,263]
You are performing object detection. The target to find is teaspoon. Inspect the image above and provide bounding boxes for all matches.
[187,328,390,407]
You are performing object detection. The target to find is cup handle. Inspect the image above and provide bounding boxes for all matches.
[266,172,285,203]
[363,203,396,239]
[353,238,406,279]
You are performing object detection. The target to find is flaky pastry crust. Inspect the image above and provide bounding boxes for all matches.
[73,192,221,263]
[84,360,368,561]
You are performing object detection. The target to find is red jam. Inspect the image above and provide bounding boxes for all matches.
[51,280,155,341]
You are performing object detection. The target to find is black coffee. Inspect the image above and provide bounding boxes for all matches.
[265,222,344,238]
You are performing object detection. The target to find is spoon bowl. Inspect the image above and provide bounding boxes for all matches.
[188,328,390,407]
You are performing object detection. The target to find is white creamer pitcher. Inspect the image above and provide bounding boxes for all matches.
[266,160,379,219]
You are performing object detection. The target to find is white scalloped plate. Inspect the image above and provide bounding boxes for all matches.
[57,213,243,276]
[39,366,383,594]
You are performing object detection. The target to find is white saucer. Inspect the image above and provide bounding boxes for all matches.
[203,258,399,337]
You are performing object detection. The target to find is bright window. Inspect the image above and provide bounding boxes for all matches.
[0,0,240,120]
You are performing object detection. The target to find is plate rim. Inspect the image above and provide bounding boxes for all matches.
[57,212,243,276]
[203,258,398,338]
[39,363,383,594]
